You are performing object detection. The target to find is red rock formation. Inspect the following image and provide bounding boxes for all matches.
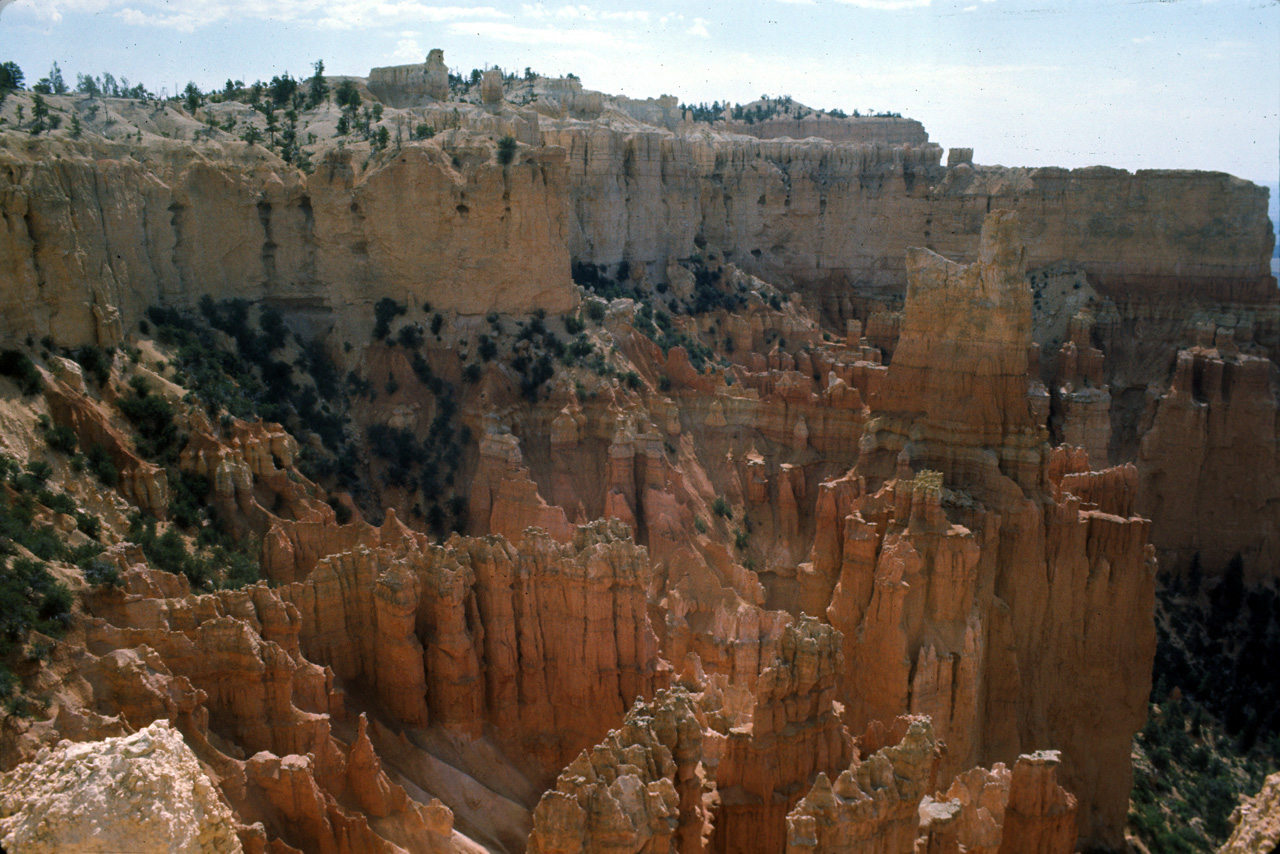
[996,751,1077,854]
[271,519,667,774]
[784,729,1076,854]
[33,510,662,853]
[469,423,575,544]
[1138,346,1279,582]
[711,617,852,854]
[1050,310,1112,468]
[783,717,938,854]
[42,370,169,514]
[812,211,1157,850]
[527,689,703,854]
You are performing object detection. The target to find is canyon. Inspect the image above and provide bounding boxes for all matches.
[0,53,1275,854]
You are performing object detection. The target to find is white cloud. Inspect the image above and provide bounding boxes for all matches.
[832,0,931,8]
[10,0,112,24]
[117,6,203,31]
[447,19,626,47]
[686,17,709,37]
[600,9,650,22]
[392,35,426,61]
[15,0,506,31]
[317,2,506,29]
[521,4,649,23]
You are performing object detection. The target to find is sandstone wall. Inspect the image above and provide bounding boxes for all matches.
[722,115,929,146]
[0,134,576,347]
[547,126,1275,320]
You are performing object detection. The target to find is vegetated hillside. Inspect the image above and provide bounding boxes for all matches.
[1128,564,1280,853]
[0,50,1277,854]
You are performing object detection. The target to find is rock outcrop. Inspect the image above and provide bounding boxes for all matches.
[527,689,701,854]
[1220,771,1280,854]
[0,721,242,854]
[784,717,938,854]
[712,617,852,854]
[1138,346,1279,582]
[820,212,1156,850]
[368,49,450,106]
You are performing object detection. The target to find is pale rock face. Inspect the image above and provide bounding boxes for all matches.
[368,50,450,105]
[481,68,505,105]
[723,115,929,146]
[1220,772,1280,854]
[0,721,242,854]
[550,127,1273,321]
[0,136,576,347]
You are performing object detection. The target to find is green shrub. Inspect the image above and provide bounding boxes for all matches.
[693,517,707,534]
[712,497,732,519]
[75,511,101,540]
[118,382,180,462]
[23,460,52,487]
[373,297,406,340]
[40,490,76,516]
[0,349,42,395]
[74,345,112,386]
[86,444,118,487]
[0,556,73,652]
[40,420,78,455]
[496,135,517,166]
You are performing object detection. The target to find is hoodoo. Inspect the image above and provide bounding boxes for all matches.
[0,48,1273,854]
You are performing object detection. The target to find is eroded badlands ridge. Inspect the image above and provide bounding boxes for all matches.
[0,54,1274,854]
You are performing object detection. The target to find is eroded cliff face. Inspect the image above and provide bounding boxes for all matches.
[549,127,1273,314]
[0,60,1272,854]
[1138,346,1279,583]
[0,209,1149,854]
[0,134,575,346]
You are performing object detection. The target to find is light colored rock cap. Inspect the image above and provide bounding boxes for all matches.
[0,720,243,854]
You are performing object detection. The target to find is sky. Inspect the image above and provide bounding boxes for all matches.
[1,0,1277,187]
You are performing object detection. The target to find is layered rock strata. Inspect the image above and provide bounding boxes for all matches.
[829,211,1156,850]
[0,134,575,345]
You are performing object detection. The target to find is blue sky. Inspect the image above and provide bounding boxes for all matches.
[2,0,1277,184]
